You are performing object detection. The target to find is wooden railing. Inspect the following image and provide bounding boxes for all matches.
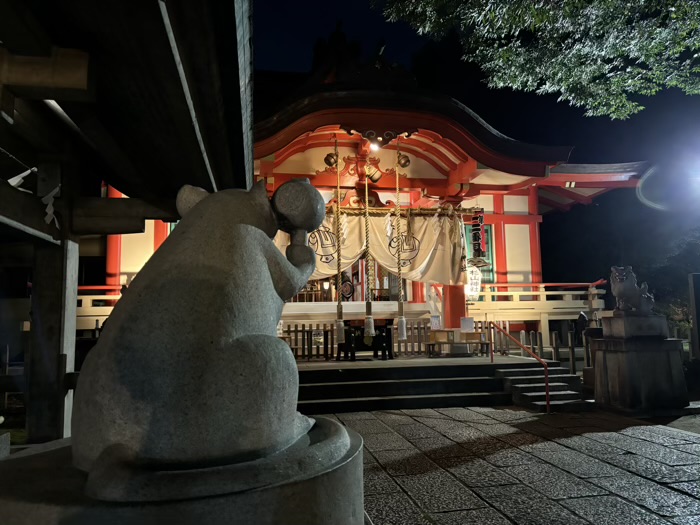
[471,285,604,313]
[280,319,493,360]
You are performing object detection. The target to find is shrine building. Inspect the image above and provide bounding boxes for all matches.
[79,72,646,348]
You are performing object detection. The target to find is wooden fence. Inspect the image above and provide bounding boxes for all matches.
[281,319,494,360]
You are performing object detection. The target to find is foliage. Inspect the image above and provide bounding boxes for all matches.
[648,229,700,334]
[378,0,700,118]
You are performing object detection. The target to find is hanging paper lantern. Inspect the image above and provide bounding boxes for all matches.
[465,264,482,302]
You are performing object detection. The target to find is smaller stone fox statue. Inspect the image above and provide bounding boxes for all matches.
[610,266,654,314]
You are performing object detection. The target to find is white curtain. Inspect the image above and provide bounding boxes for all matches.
[274,213,467,285]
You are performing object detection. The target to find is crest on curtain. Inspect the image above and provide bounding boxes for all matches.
[309,226,338,263]
[388,233,420,267]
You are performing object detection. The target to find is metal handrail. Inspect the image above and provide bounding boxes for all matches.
[489,321,550,414]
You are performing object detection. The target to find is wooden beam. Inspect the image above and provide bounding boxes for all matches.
[538,196,570,211]
[0,47,91,101]
[0,179,61,243]
[70,197,178,221]
[162,0,253,190]
[483,214,542,225]
[26,237,78,441]
[63,197,179,235]
[541,186,593,205]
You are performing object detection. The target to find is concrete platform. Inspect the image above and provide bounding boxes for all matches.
[323,406,700,525]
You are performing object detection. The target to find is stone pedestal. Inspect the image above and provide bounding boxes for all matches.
[593,312,688,413]
[602,314,669,339]
[0,432,9,459]
[0,417,364,525]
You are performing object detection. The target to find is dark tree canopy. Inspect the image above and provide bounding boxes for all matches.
[379,1,700,118]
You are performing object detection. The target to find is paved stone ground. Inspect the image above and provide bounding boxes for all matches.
[317,408,700,525]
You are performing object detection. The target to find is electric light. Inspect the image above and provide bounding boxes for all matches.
[369,142,380,152]
[323,281,330,290]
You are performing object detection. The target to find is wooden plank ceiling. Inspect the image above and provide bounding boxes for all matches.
[0,0,252,201]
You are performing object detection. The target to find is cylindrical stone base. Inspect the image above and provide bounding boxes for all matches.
[0,418,364,525]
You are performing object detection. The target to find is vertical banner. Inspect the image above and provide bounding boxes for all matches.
[466,264,483,301]
[470,212,485,258]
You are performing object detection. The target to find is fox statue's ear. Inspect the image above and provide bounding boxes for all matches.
[176,185,209,217]
[250,179,268,197]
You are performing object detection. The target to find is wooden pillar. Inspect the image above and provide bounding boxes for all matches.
[105,186,122,291]
[411,281,425,303]
[540,313,550,347]
[153,220,169,251]
[443,285,466,329]
[528,186,543,283]
[492,195,508,290]
[27,238,78,442]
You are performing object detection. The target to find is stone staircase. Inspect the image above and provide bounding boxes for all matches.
[495,364,591,412]
[296,362,549,414]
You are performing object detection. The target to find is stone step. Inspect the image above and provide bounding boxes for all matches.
[504,374,581,386]
[495,367,570,378]
[527,399,594,413]
[510,382,575,394]
[518,390,582,403]
[299,362,546,384]
[298,391,512,415]
[299,376,503,400]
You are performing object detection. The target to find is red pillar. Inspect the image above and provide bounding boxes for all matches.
[493,195,507,286]
[153,220,169,251]
[443,285,466,329]
[410,281,425,303]
[105,186,122,293]
[528,186,542,283]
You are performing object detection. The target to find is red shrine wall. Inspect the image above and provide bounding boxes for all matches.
[462,190,542,287]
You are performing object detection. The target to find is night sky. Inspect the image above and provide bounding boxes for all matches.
[254,0,700,284]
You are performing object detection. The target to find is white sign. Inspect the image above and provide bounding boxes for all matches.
[465,264,482,301]
[460,317,475,333]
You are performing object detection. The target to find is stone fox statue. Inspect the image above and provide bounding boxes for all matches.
[72,180,325,474]
[610,265,654,314]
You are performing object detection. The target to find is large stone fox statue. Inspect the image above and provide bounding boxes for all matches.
[72,179,324,474]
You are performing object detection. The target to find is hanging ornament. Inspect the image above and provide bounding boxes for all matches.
[397,316,407,341]
[385,212,394,241]
[432,211,442,234]
[363,174,375,344]
[331,135,346,348]
[364,315,375,338]
[394,137,408,342]
[335,319,345,344]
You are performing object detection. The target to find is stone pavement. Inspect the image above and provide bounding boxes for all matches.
[318,408,700,525]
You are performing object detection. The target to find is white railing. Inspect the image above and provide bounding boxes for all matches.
[76,293,121,331]
[74,282,606,332]
[469,285,605,321]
